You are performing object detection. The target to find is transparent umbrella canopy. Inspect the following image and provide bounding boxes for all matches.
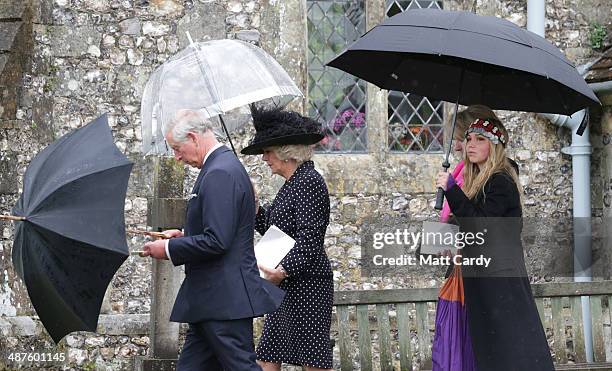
[141,38,303,156]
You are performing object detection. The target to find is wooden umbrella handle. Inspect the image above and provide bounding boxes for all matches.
[0,215,26,221]
[126,229,169,239]
[130,250,147,257]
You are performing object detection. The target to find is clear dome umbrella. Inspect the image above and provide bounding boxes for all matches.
[141,36,303,156]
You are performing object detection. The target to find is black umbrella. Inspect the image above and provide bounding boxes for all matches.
[7,114,133,343]
[327,9,601,208]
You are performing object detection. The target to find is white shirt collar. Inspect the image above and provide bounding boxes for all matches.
[202,143,224,166]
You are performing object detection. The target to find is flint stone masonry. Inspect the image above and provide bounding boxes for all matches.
[236,29,261,42]
[177,1,226,48]
[0,0,610,369]
[0,151,18,194]
[142,22,170,37]
[149,0,184,18]
[46,25,102,57]
[119,18,142,36]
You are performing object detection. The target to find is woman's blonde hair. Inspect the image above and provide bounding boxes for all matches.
[270,144,313,164]
[460,108,522,204]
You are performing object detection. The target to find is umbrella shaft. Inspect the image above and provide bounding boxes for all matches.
[0,215,25,221]
[443,69,465,167]
[436,70,464,210]
[443,102,460,168]
[218,115,237,155]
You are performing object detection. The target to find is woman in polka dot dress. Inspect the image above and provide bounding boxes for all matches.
[242,105,333,371]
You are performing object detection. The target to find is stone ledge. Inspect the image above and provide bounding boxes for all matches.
[0,316,44,337]
[134,357,177,371]
[97,314,149,336]
[0,314,151,337]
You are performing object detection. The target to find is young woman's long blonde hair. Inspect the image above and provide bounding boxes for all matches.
[460,107,522,204]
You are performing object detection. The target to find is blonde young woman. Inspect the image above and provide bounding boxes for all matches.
[440,105,519,222]
[435,111,554,370]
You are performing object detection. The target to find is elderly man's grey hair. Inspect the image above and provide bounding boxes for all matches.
[270,144,314,164]
[166,109,215,143]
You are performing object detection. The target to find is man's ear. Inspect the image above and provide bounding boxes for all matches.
[186,132,198,143]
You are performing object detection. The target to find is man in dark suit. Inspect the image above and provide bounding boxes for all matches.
[143,110,285,370]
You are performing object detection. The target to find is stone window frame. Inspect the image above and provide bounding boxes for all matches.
[303,0,448,195]
[306,0,369,154]
[386,0,445,154]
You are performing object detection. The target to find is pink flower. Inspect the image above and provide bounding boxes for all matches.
[332,109,366,133]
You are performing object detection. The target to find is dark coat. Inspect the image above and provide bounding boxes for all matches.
[256,161,332,278]
[445,172,527,278]
[254,160,333,367]
[168,146,284,323]
[445,171,554,371]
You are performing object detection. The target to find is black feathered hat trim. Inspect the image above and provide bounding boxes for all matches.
[241,104,324,155]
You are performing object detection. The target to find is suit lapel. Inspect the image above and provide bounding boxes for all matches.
[191,171,205,195]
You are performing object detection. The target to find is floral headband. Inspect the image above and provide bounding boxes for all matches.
[464,118,507,146]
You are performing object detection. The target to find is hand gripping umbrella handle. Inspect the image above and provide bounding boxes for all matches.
[127,229,169,257]
[434,162,451,211]
[434,187,445,210]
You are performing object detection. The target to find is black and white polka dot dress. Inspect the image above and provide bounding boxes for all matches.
[255,160,333,369]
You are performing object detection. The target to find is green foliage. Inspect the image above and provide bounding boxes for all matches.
[81,361,96,371]
[48,64,59,75]
[43,64,60,93]
[588,22,607,50]
[43,77,56,93]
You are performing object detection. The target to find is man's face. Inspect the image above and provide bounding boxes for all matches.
[166,131,201,168]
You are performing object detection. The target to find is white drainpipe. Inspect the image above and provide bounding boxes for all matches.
[589,81,612,96]
[540,110,593,362]
[527,0,545,37]
[527,0,607,362]
[542,81,612,365]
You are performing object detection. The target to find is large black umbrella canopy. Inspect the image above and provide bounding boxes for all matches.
[11,114,133,343]
[327,8,600,115]
[328,8,600,209]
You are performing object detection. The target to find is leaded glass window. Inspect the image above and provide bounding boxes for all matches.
[307,0,367,153]
[386,0,445,153]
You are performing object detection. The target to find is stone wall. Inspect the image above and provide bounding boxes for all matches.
[0,0,610,369]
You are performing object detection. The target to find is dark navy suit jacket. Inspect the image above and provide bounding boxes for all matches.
[168,146,284,323]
